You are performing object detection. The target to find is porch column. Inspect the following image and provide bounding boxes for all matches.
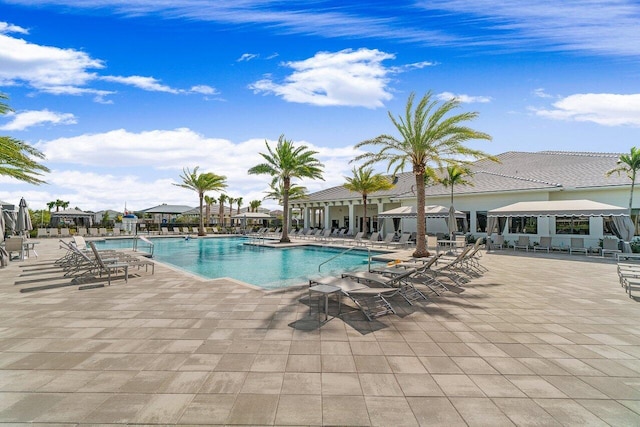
[303,206,310,229]
[324,204,331,230]
[378,203,384,234]
[348,203,355,234]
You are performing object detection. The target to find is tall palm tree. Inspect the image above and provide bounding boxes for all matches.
[0,93,49,184]
[218,194,227,227]
[204,195,215,227]
[227,197,235,227]
[343,166,394,235]
[249,134,324,243]
[173,166,227,236]
[60,201,70,211]
[439,165,473,206]
[354,91,494,258]
[46,201,56,213]
[264,181,308,204]
[607,146,640,230]
[249,200,262,212]
[236,197,243,215]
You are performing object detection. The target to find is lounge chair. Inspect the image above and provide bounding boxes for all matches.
[59,228,70,237]
[309,277,397,321]
[341,267,428,305]
[375,253,450,295]
[88,228,99,237]
[385,233,411,249]
[569,237,588,255]
[76,227,88,237]
[346,231,365,246]
[378,233,396,248]
[49,229,59,238]
[533,236,552,253]
[365,232,380,246]
[513,236,530,251]
[160,227,169,235]
[489,234,504,250]
[602,237,621,258]
[36,228,48,238]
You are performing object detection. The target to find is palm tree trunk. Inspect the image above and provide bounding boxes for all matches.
[198,194,205,236]
[631,171,637,233]
[281,177,291,243]
[362,195,368,235]
[414,171,429,258]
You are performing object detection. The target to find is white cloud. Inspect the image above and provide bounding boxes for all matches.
[533,88,553,99]
[0,23,216,100]
[0,30,103,90]
[0,109,77,131]
[249,48,399,108]
[437,92,492,104]
[0,22,28,34]
[190,85,218,95]
[237,53,259,62]
[417,0,640,57]
[100,75,179,93]
[32,128,359,211]
[533,93,640,126]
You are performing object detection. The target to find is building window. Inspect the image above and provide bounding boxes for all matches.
[509,217,537,234]
[556,216,589,235]
[476,211,487,232]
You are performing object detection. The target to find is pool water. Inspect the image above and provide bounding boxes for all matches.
[94,237,384,289]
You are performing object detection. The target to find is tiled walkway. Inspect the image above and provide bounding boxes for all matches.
[1,239,640,425]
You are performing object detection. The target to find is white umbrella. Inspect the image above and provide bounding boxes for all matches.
[0,205,4,242]
[16,197,32,236]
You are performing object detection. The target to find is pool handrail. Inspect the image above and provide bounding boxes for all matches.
[318,246,371,273]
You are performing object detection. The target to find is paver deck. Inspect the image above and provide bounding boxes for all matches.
[1,238,640,425]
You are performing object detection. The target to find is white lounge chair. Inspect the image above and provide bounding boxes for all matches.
[533,236,552,253]
[602,237,621,258]
[514,236,530,251]
[569,237,588,255]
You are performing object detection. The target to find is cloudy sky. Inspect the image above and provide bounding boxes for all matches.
[1,0,640,212]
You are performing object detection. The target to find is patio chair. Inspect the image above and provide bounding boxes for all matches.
[602,237,621,258]
[160,227,169,235]
[59,228,70,237]
[309,277,397,321]
[88,228,99,237]
[533,236,552,253]
[341,267,428,305]
[76,227,87,237]
[4,237,24,260]
[513,236,530,251]
[375,253,450,296]
[569,237,588,255]
[365,232,380,246]
[99,227,108,236]
[36,228,48,238]
[489,235,504,250]
[346,231,365,245]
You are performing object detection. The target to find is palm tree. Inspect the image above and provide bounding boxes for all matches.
[607,146,640,230]
[249,200,262,212]
[46,201,56,213]
[173,166,227,236]
[227,197,235,227]
[343,166,394,235]
[0,93,49,184]
[204,195,215,227]
[354,91,494,258]
[218,194,227,227]
[236,197,243,215]
[264,181,308,204]
[249,134,324,243]
[439,165,473,206]
[60,201,70,211]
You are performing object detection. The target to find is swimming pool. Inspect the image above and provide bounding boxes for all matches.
[94,237,384,289]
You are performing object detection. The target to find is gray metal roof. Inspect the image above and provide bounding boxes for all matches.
[140,204,195,214]
[305,151,629,202]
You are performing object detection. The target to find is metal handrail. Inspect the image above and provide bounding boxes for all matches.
[318,245,371,273]
[133,236,154,257]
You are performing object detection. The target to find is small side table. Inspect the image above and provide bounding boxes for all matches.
[308,284,341,321]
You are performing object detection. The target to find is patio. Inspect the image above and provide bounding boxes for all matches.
[1,239,640,425]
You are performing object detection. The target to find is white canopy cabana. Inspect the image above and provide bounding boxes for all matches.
[487,200,628,218]
[378,205,466,219]
[487,199,634,251]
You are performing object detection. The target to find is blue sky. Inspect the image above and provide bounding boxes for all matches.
[1,0,639,212]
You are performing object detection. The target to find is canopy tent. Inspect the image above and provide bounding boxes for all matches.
[378,205,468,235]
[378,205,466,219]
[487,200,628,218]
[486,199,634,251]
[50,208,93,227]
[232,212,273,233]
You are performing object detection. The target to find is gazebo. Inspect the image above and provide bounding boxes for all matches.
[50,208,93,228]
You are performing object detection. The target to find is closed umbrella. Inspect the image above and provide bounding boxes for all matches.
[16,197,32,236]
[0,205,4,241]
[0,206,5,267]
[448,205,457,240]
